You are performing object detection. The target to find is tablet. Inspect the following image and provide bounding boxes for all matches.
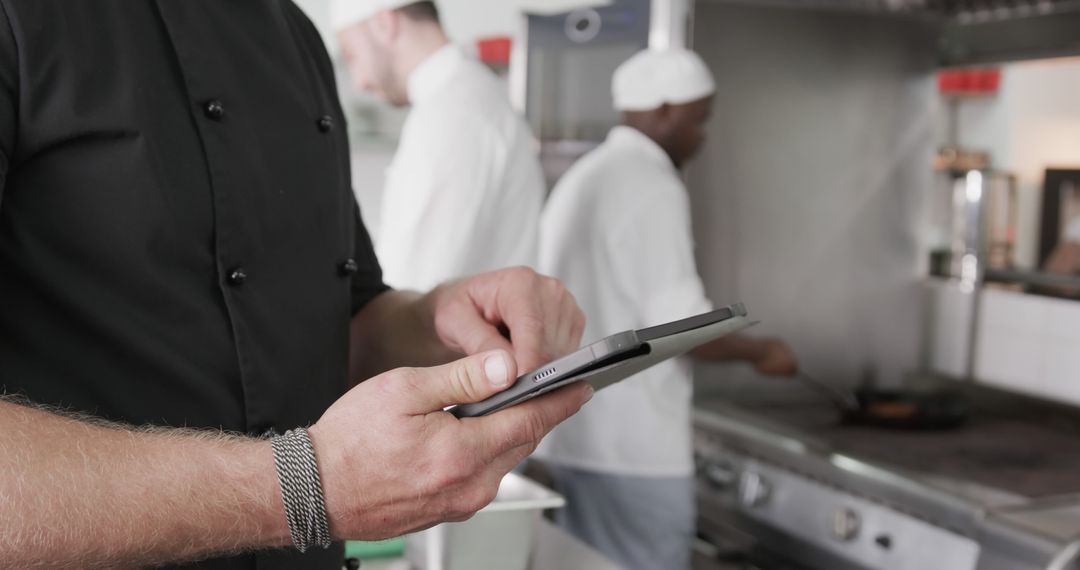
[450,303,755,418]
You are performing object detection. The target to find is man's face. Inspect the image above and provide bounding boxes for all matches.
[337,21,408,107]
[665,96,714,166]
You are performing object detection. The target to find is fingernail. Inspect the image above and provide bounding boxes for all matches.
[582,384,595,404]
[484,353,510,388]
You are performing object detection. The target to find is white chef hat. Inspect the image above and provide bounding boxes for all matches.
[612,48,716,112]
[331,0,428,30]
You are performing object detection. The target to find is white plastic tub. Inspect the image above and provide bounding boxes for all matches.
[405,473,566,570]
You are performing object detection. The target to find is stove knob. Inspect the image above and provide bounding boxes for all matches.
[739,471,771,508]
[875,534,893,550]
[832,508,861,542]
[703,461,739,490]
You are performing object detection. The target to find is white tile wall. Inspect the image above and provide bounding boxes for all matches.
[1044,296,1080,342]
[979,288,1048,336]
[929,283,1080,406]
[1041,339,1080,402]
[975,331,1043,394]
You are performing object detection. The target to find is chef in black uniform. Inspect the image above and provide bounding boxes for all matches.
[0,2,590,568]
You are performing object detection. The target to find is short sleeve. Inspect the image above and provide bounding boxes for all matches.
[0,1,18,203]
[278,4,390,313]
[350,201,391,315]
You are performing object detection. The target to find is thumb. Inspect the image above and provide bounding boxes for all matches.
[396,350,519,415]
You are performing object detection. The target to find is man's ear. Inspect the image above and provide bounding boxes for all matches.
[336,24,364,60]
[654,103,678,132]
[367,9,400,46]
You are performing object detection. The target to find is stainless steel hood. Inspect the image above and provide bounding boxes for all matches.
[697,0,1080,65]
[697,0,1080,20]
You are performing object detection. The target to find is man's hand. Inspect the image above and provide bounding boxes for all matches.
[0,350,591,568]
[426,267,586,372]
[311,349,592,540]
[350,268,586,381]
[751,338,799,377]
[692,334,798,377]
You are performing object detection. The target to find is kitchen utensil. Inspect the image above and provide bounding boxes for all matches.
[797,372,970,430]
[797,373,859,412]
[846,385,971,430]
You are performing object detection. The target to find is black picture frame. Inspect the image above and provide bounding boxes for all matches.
[1039,169,1080,268]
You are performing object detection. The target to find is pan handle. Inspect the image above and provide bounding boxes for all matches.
[798,373,859,411]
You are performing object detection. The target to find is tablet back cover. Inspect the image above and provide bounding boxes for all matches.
[575,316,756,391]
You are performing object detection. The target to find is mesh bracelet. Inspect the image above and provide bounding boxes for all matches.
[270,428,332,552]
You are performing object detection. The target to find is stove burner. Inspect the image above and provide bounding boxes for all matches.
[699,385,1080,499]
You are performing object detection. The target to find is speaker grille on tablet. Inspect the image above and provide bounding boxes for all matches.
[534,367,557,383]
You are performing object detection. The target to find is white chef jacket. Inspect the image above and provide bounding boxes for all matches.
[533,126,713,478]
[375,45,544,291]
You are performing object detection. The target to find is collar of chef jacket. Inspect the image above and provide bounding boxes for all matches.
[605,125,679,173]
[407,44,468,107]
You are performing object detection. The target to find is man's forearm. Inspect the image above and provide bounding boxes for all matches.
[348,290,457,383]
[0,400,289,569]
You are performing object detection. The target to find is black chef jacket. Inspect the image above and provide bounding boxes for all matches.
[0,1,389,568]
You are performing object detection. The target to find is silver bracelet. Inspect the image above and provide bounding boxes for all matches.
[270,428,332,552]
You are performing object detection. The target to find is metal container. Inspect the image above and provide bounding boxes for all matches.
[928,168,1018,287]
[404,473,566,570]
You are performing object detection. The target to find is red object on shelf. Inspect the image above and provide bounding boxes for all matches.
[976,68,1001,92]
[477,36,512,67]
[938,70,963,92]
[938,68,1001,97]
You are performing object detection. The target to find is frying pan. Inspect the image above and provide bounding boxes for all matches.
[799,373,970,430]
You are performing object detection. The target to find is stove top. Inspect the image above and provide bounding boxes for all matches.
[692,380,1080,570]
[697,380,1080,500]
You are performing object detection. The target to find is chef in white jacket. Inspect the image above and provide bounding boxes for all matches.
[532,49,798,570]
[333,0,544,291]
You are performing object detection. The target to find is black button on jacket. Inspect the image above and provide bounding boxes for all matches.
[0,2,389,568]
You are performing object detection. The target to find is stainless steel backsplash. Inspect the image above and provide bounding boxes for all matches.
[687,3,941,393]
